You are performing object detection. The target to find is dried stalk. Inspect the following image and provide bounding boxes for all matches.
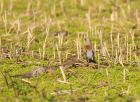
[135,10,140,30]
[3,11,8,34]
[104,42,110,58]
[119,47,124,67]
[130,30,136,50]
[105,68,110,84]
[115,49,118,64]
[98,53,100,68]
[86,9,91,30]
[36,0,41,10]
[56,44,62,64]
[123,67,126,83]
[134,53,140,71]
[94,42,96,57]
[110,25,114,57]
[26,1,31,15]
[129,45,132,65]
[80,0,85,6]
[125,34,129,61]
[39,48,42,59]
[9,0,13,12]
[56,44,67,82]
[27,27,33,51]
[76,34,81,59]
[59,66,67,82]
[58,33,64,47]
[53,47,56,59]
[117,33,120,49]
[42,35,48,60]
[0,0,3,14]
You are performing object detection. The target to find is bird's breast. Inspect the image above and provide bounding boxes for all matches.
[84,45,92,50]
[87,50,93,59]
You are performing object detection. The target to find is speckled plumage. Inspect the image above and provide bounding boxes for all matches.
[85,36,96,63]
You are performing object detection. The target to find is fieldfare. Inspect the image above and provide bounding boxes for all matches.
[84,36,96,63]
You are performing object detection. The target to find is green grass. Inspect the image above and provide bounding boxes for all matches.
[1,62,140,102]
[0,0,140,101]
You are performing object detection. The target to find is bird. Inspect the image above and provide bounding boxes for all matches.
[84,36,96,63]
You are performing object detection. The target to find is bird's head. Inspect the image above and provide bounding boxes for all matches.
[84,34,91,45]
